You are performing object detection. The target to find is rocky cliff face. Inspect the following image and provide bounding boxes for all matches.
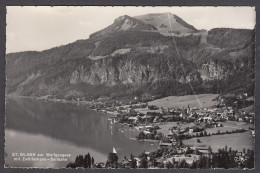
[5,13,255,99]
[69,55,201,87]
[200,61,229,80]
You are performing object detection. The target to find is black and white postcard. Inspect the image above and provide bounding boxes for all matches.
[4,6,256,169]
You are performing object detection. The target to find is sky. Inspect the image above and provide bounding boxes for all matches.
[6,6,255,53]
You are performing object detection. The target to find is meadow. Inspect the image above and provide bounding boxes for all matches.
[148,94,219,108]
[183,131,254,152]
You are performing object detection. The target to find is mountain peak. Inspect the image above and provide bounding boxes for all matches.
[90,13,198,38]
[135,13,198,35]
[90,14,157,38]
[114,15,131,22]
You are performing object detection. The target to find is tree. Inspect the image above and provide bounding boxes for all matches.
[198,155,208,168]
[155,132,163,140]
[204,131,208,136]
[191,160,197,169]
[91,157,95,166]
[107,152,119,168]
[156,163,164,168]
[225,145,228,152]
[208,146,212,155]
[172,158,176,165]
[66,162,76,168]
[166,161,173,169]
[84,154,89,168]
[130,154,137,168]
[178,139,183,146]
[87,153,91,168]
[75,155,84,167]
[178,159,189,168]
[139,157,148,168]
[244,150,254,169]
[195,148,199,155]
[206,156,212,168]
[150,155,156,167]
[229,147,232,154]
[185,146,191,154]
[137,131,145,140]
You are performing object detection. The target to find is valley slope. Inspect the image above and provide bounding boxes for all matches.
[6,13,255,100]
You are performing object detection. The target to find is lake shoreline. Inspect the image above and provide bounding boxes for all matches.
[5,97,160,167]
[6,95,164,145]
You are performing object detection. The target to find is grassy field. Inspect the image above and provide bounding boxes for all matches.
[156,120,254,137]
[197,121,254,135]
[183,131,254,152]
[239,105,254,113]
[148,94,219,108]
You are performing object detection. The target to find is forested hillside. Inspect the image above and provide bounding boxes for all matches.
[6,13,255,100]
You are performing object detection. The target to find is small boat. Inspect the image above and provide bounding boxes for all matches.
[113,147,117,154]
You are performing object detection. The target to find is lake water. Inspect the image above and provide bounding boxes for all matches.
[5,97,158,168]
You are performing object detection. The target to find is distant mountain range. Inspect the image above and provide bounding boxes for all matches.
[6,13,255,100]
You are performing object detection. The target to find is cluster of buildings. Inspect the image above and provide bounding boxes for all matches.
[66,94,254,169]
